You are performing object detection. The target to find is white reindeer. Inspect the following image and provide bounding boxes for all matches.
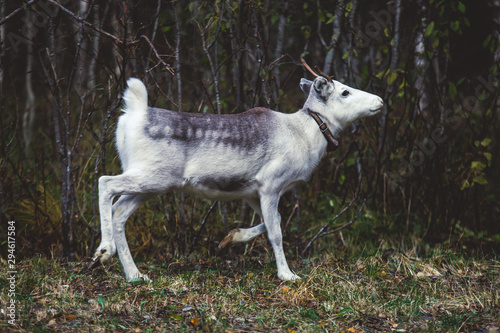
[91,71,383,282]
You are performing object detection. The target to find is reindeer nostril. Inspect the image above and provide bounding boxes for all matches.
[370,98,384,112]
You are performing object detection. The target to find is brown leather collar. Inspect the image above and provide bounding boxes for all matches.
[307,110,339,152]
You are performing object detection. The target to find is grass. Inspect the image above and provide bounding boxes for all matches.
[1,247,499,332]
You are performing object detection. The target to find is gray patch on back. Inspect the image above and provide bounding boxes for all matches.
[144,107,273,151]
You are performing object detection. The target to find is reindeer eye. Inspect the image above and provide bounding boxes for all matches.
[342,90,350,97]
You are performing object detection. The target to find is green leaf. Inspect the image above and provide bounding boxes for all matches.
[473,175,488,185]
[318,11,325,23]
[448,82,457,100]
[458,2,466,13]
[342,50,350,60]
[326,13,335,24]
[471,161,486,171]
[483,34,492,48]
[425,21,435,37]
[477,89,487,102]
[171,314,183,320]
[301,25,311,39]
[335,307,354,316]
[480,138,492,147]
[483,152,492,166]
[451,21,460,32]
[432,38,440,49]
[98,296,105,310]
[375,70,387,79]
[387,72,398,85]
[345,2,352,13]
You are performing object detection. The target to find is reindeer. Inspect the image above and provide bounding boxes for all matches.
[90,61,383,282]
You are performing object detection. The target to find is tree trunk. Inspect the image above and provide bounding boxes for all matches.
[414,0,429,115]
[378,0,402,152]
[0,0,5,223]
[0,0,3,93]
[22,13,35,157]
[323,0,344,77]
[272,0,287,108]
[46,20,76,261]
[173,1,187,251]
[346,0,359,85]
[390,0,402,71]
[87,5,104,89]
[490,0,500,63]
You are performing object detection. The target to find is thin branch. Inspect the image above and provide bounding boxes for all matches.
[47,0,124,45]
[46,0,174,76]
[301,193,360,256]
[196,19,222,114]
[321,198,367,236]
[0,0,40,26]
[173,1,182,111]
[140,35,174,75]
[186,201,218,256]
[284,203,298,231]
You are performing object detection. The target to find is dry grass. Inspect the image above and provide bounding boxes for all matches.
[1,248,499,332]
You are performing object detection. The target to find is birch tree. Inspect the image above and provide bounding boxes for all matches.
[21,13,35,156]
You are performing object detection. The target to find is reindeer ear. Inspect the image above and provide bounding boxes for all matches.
[300,78,312,95]
[313,76,333,99]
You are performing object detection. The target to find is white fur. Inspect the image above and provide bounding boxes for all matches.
[94,77,383,282]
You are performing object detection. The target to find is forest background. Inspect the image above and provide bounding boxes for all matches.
[1,0,499,266]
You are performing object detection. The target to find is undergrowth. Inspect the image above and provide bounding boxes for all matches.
[1,247,498,332]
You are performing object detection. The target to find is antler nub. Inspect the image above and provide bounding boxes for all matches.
[314,65,334,82]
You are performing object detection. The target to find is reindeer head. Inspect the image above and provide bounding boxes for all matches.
[300,59,383,130]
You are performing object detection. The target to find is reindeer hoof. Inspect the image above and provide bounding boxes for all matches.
[87,255,101,271]
[128,275,151,285]
[278,272,302,281]
[218,228,241,249]
[88,247,113,270]
[87,252,108,271]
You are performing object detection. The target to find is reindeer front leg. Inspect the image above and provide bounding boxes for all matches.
[260,193,301,281]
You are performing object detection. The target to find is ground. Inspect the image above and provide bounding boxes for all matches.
[1,248,499,332]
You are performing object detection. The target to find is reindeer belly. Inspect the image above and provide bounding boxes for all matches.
[182,174,259,200]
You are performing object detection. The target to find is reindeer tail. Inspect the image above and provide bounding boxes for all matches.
[123,78,148,114]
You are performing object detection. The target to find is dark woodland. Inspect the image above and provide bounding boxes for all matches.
[1,0,499,263]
